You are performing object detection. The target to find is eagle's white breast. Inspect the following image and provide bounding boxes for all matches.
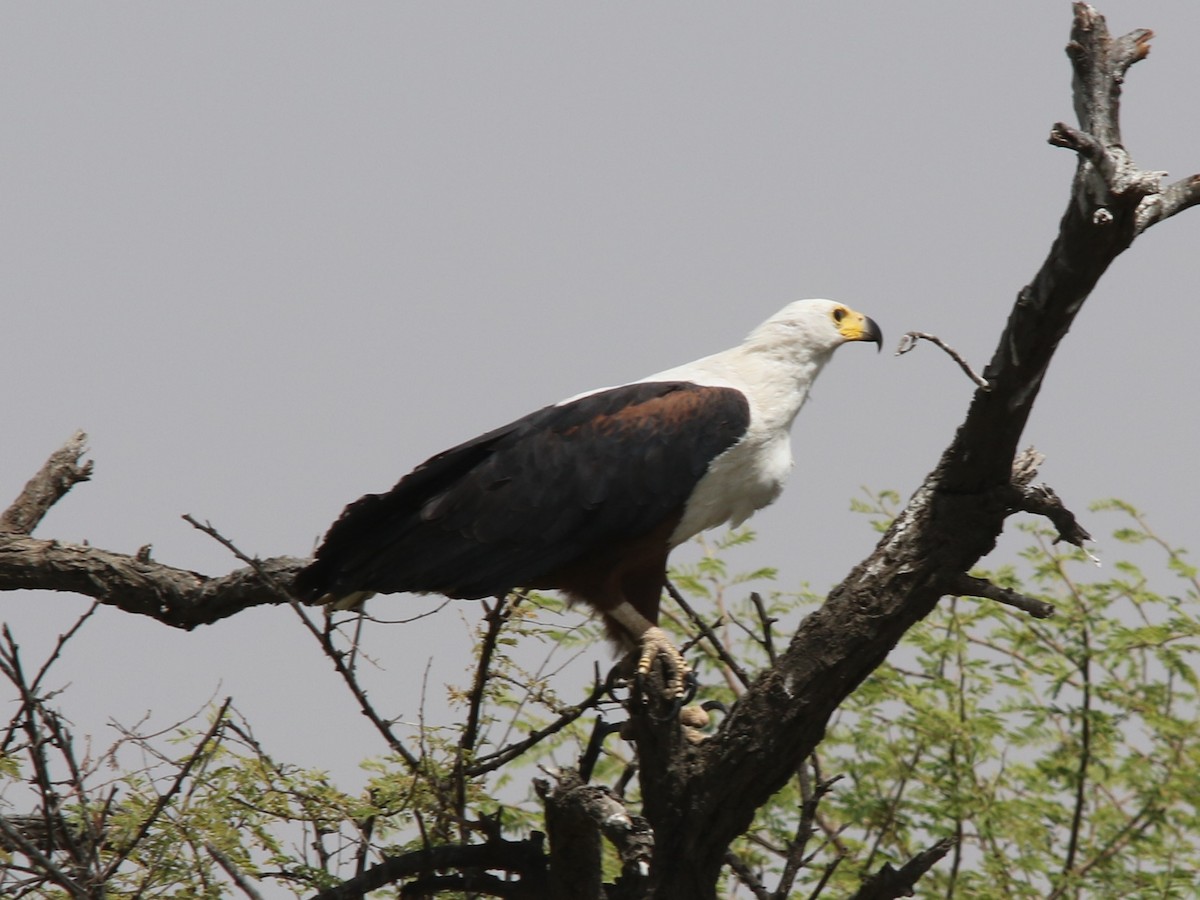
[643,321,838,548]
[669,427,793,547]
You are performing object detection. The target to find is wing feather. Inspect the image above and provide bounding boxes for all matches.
[294,381,750,602]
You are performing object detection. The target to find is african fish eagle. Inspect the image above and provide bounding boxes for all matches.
[294,299,882,696]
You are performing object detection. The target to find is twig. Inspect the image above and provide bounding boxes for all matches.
[459,597,512,761]
[862,741,919,874]
[0,606,97,755]
[725,849,772,900]
[454,597,513,829]
[802,853,844,900]
[949,573,1056,619]
[774,765,843,899]
[206,843,267,900]
[1046,795,1159,899]
[895,332,990,391]
[181,515,423,771]
[100,697,233,881]
[577,712,622,784]
[469,676,610,778]
[2,628,97,885]
[749,592,778,665]
[665,579,751,689]
[1058,623,1092,890]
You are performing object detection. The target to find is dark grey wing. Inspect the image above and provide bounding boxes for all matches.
[293,381,750,602]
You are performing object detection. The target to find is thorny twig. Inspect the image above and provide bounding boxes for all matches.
[803,855,846,900]
[1,625,104,892]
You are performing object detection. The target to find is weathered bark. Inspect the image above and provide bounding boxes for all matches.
[536,769,654,900]
[0,531,303,628]
[1,6,1197,899]
[0,430,93,535]
[305,835,548,900]
[847,837,957,900]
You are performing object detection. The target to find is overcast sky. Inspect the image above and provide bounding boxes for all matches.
[3,2,1198,790]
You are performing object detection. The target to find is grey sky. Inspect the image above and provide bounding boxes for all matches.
[3,3,1198,784]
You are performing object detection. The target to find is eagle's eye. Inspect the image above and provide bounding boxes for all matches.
[832,307,847,323]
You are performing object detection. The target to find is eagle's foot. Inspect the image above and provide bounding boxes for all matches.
[634,626,693,703]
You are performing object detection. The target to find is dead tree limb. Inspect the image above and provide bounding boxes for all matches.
[846,837,957,900]
[0,529,302,628]
[303,834,548,900]
[1,431,92,536]
[537,769,654,900]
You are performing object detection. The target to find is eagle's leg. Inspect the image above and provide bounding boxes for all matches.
[606,603,691,700]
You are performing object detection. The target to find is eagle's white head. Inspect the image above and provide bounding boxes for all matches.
[637,298,881,425]
[744,298,883,360]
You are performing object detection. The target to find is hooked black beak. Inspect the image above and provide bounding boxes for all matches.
[863,315,883,352]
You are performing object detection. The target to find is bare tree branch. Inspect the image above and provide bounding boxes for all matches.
[537,768,653,897]
[1002,446,1093,548]
[665,579,751,690]
[1138,173,1200,231]
[950,573,1056,619]
[468,674,610,778]
[1,431,92,536]
[748,592,778,666]
[845,837,956,900]
[0,530,301,627]
[773,765,842,900]
[205,843,267,900]
[895,332,990,391]
[179,515,426,773]
[303,835,547,900]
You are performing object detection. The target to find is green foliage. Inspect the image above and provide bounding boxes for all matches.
[710,497,1200,898]
[2,499,1197,897]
